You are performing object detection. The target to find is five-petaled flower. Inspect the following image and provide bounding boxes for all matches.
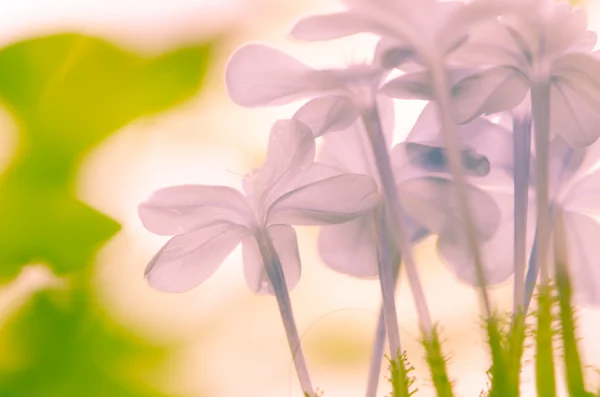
[139,119,378,294]
[451,1,600,147]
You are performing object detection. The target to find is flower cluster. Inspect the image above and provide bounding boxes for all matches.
[138,0,600,396]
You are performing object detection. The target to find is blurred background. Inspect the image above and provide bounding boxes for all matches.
[0,1,599,396]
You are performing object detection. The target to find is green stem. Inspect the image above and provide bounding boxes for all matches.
[531,83,551,285]
[553,212,586,397]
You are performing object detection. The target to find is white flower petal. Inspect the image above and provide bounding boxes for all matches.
[563,211,600,307]
[138,185,251,235]
[549,80,600,147]
[437,190,535,286]
[242,225,301,295]
[318,215,379,278]
[268,174,379,226]
[290,12,387,41]
[225,44,319,107]
[252,119,316,206]
[398,177,501,241]
[449,19,525,67]
[402,103,513,177]
[145,223,249,293]
[381,71,434,101]
[318,95,394,177]
[293,95,358,137]
[451,66,529,124]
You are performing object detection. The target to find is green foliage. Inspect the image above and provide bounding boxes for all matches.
[0,33,211,280]
[0,287,175,397]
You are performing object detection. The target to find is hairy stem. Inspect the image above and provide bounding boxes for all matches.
[553,211,586,397]
[257,229,314,396]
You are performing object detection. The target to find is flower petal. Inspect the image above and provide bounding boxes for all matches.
[293,95,358,137]
[268,174,379,226]
[381,70,434,101]
[290,12,387,41]
[437,190,534,286]
[318,95,394,177]
[402,103,514,177]
[449,19,525,67]
[398,176,501,241]
[549,62,600,147]
[451,66,529,124]
[562,211,600,307]
[252,119,316,206]
[242,225,301,295]
[317,215,379,278]
[145,223,249,293]
[225,44,319,107]
[138,185,251,235]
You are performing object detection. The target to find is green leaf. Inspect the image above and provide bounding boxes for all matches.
[0,288,176,397]
[0,33,211,279]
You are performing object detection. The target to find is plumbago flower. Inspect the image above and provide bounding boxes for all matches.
[226,39,426,366]
[401,103,512,285]
[451,1,600,146]
[522,137,600,308]
[226,39,403,136]
[290,0,541,315]
[451,1,600,302]
[138,119,378,396]
[311,102,504,397]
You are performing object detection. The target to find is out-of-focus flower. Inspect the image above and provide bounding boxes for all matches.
[225,40,406,136]
[290,0,539,69]
[523,137,600,307]
[399,104,510,285]
[138,118,378,397]
[138,119,378,294]
[451,2,600,147]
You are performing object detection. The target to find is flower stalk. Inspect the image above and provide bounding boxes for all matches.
[360,103,434,337]
[257,228,315,396]
[531,82,552,286]
[430,64,493,318]
[512,109,532,312]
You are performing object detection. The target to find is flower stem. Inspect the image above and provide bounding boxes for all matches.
[430,65,492,318]
[366,254,402,397]
[531,82,551,285]
[361,104,434,338]
[257,228,314,396]
[553,210,586,397]
[366,308,387,397]
[512,109,532,312]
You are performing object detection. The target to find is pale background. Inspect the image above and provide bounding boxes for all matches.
[0,1,599,396]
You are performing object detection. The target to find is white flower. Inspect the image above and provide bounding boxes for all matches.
[311,101,427,278]
[138,119,378,294]
[225,40,403,136]
[451,2,600,147]
[290,0,539,69]
[400,104,511,285]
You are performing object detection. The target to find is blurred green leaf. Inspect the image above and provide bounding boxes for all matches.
[0,287,175,397]
[0,33,211,279]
